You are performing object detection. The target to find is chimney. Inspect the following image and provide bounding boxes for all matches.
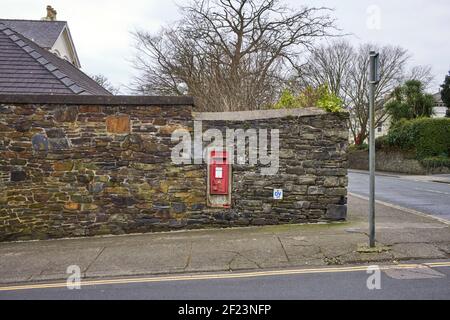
[42,5,57,21]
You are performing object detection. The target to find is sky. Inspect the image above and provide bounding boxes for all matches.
[2,0,449,94]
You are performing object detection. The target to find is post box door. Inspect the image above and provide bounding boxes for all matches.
[209,151,229,195]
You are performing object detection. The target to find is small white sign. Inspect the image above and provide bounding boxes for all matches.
[215,167,223,178]
[273,189,283,200]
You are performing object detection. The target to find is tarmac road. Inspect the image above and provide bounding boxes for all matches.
[348,170,450,222]
[0,262,449,300]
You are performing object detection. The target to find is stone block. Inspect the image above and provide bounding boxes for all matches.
[298,175,317,185]
[15,120,31,132]
[79,105,103,113]
[325,204,347,220]
[45,128,66,138]
[153,118,167,125]
[106,115,130,134]
[53,161,74,171]
[294,201,310,209]
[31,134,48,152]
[10,170,27,181]
[159,124,183,135]
[324,176,339,187]
[171,202,186,213]
[64,202,80,210]
[307,186,324,195]
[325,187,347,196]
[54,106,78,122]
[48,137,70,150]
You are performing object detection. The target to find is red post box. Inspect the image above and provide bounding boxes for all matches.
[209,150,229,195]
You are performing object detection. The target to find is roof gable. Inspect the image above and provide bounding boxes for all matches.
[0,19,65,49]
[0,19,81,68]
[0,22,112,95]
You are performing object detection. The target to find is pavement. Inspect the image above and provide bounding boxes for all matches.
[1,194,449,285]
[348,170,450,221]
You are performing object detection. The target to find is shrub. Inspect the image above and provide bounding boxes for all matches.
[348,143,368,151]
[375,135,389,149]
[272,85,343,112]
[386,117,450,159]
[316,87,344,113]
[413,118,450,159]
[420,156,450,169]
[273,89,300,109]
[386,119,416,150]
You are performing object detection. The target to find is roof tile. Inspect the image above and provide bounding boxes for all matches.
[60,77,75,86]
[29,51,41,59]
[52,70,67,79]
[36,57,49,65]
[44,63,58,72]
[69,84,84,94]
[9,34,20,41]
[15,39,26,47]
[22,45,33,53]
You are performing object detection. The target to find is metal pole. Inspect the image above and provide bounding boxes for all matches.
[368,51,378,248]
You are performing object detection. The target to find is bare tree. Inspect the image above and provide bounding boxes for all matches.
[91,74,121,95]
[344,44,409,144]
[407,65,434,89]
[297,41,431,144]
[295,40,354,96]
[131,0,338,111]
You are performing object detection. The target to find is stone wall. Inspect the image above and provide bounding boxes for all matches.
[348,149,450,174]
[0,95,349,241]
[197,109,349,225]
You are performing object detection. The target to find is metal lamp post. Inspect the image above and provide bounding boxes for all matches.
[369,51,379,248]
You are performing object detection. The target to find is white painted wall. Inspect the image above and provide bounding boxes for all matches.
[50,28,80,68]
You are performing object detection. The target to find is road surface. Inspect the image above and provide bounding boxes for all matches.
[0,262,449,300]
[348,171,450,222]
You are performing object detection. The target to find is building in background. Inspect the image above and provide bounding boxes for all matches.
[0,6,80,68]
[432,92,447,118]
[0,6,110,95]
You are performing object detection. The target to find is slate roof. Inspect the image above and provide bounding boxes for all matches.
[0,19,66,49]
[432,92,443,103]
[0,22,111,95]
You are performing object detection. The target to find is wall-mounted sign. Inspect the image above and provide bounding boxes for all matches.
[273,189,283,200]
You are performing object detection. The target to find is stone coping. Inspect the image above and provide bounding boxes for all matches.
[194,107,336,121]
[0,94,195,106]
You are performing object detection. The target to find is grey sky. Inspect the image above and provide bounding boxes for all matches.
[2,0,449,93]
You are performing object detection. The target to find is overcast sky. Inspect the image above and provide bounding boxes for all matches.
[2,0,449,93]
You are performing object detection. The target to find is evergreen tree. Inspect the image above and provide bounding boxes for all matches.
[385,80,435,123]
[440,71,450,117]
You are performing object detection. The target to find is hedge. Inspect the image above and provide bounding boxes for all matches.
[420,156,450,169]
[386,118,450,159]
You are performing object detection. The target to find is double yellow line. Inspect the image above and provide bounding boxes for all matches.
[1,261,449,292]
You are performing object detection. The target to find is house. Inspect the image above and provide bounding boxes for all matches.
[432,92,447,118]
[0,6,80,68]
[0,6,111,95]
